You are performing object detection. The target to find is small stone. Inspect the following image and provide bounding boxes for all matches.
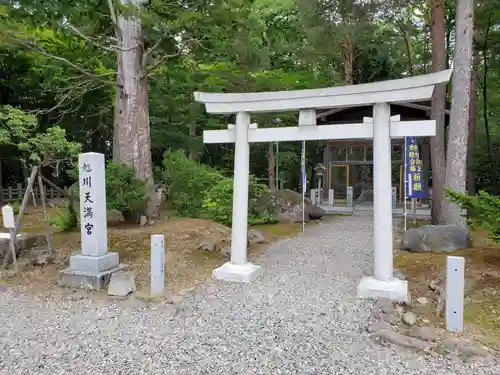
[198,239,217,253]
[221,246,230,258]
[108,271,136,297]
[416,297,429,305]
[402,311,417,326]
[381,313,401,325]
[394,268,407,280]
[429,278,443,291]
[408,326,440,341]
[31,253,53,267]
[373,330,429,350]
[247,229,265,245]
[442,337,490,358]
[366,321,393,333]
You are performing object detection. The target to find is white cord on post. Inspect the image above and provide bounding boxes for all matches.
[301,140,306,234]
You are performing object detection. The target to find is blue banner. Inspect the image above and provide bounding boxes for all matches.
[405,137,426,199]
[301,141,306,192]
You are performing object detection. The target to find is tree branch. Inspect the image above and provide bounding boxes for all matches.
[143,52,179,77]
[12,33,115,81]
[67,24,139,52]
[107,0,120,39]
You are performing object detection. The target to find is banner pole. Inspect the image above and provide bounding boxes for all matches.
[301,140,306,234]
[404,137,407,232]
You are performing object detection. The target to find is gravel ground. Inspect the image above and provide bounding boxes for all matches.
[1,215,499,375]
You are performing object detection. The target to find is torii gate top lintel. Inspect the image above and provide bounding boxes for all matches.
[194,69,452,115]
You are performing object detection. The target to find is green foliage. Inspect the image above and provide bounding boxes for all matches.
[10,201,20,215]
[49,207,77,231]
[18,126,82,166]
[203,176,275,226]
[445,189,500,243]
[0,105,38,145]
[160,150,224,217]
[105,162,148,216]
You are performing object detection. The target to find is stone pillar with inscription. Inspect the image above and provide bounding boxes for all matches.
[59,152,127,290]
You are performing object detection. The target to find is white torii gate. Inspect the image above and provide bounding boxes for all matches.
[194,69,452,302]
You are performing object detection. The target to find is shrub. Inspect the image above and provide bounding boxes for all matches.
[69,162,148,223]
[203,176,275,226]
[10,201,20,215]
[160,150,224,217]
[50,207,77,231]
[445,189,500,243]
[105,162,148,222]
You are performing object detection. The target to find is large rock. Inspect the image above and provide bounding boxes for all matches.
[401,224,470,252]
[257,189,325,223]
[0,232,47,264]
[247,229,265,244]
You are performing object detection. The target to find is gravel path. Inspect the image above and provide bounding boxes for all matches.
[1,215,498,375]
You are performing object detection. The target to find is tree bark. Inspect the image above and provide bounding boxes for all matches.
[429,0,448,225]
[113,0,154,222]
[480,14,494,187]
[444,0,474,228]
[467,54,477,196]
[188,103,199,161]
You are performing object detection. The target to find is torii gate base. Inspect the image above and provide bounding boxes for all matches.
[195,70,452,302]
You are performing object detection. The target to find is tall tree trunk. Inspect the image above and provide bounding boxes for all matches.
[189,103,199,160]
[267,143,276,191]
[467,54,477,196]
[444,0,474,228]
[481,14,494,187]
[429,0,448,225]
[340,40,354,85]
[113,0,154,222]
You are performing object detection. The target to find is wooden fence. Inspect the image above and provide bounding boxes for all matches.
[1,184,68,203]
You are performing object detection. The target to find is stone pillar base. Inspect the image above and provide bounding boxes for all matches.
[357,276,409,303]
[58,264,129,290]
[59,251,128,290]
[70,252,119,273]
[212,262,263,283]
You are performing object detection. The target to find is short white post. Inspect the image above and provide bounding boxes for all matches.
[2,205,17,270]
[446,256,465,333]
[151,234,165,295]
[392,187,397,210]
[346,186,353,208]
[372,103,393,281]
[310,189,316,205]
[328,189,334,206]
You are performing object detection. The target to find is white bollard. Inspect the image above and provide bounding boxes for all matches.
[151,234,165,295]
[310,189,317,205]
[446,256,465,333]
[328,189,334,206]
[346,186,353,208]
[2,205,17,268]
